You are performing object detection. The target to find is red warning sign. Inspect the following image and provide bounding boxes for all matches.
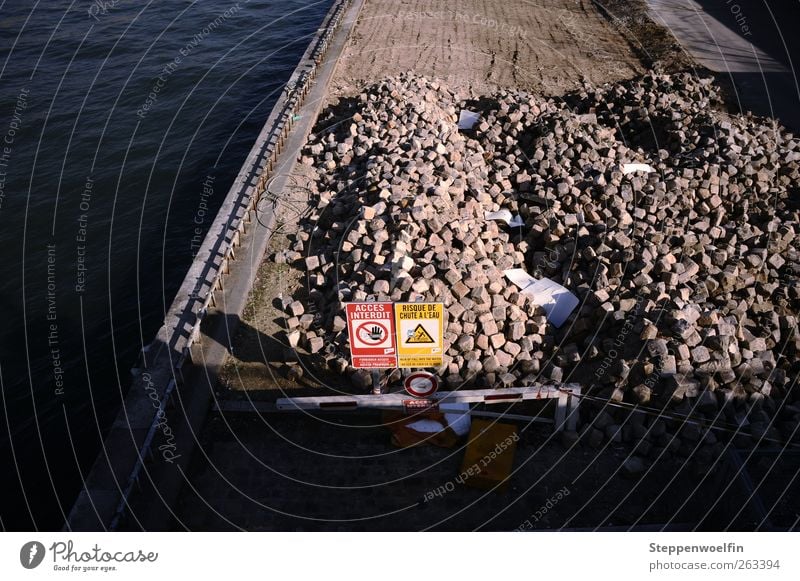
[404,372,439,398]
[344,302,398,369]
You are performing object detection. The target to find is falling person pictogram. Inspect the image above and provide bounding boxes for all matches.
[405,324,435,344]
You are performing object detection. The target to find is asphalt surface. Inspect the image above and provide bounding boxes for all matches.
[647,0,800,131]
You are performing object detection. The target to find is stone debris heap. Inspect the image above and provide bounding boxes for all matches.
[279,72,799,443]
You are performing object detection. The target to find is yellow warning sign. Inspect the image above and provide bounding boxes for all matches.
[394,303,444,368]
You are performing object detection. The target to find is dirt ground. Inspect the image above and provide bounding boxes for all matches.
[217,163,329,393]
[330,0,644,98]
[593,0,695,72]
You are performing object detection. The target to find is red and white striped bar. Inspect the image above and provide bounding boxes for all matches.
[275,384,581,431]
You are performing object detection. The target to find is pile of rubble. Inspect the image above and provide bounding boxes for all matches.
[279,71,800,450]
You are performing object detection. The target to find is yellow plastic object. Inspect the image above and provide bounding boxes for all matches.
[461,419,518,492]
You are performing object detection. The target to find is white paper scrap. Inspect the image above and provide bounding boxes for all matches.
[622,163,655,175]
[485,209,524,227]
[504,269,579,328]
[406,419,444,434]
[458,110,480,130]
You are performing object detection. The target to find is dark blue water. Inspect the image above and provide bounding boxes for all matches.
[0,0,332,530]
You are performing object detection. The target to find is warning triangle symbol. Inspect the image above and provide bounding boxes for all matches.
[406,324,435,344]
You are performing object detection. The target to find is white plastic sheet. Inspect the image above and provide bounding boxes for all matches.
[458,110,480,130]
[484,209,524,227]
[441,403,471,437]
[504,268,579,328]
[622,163,655,175]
